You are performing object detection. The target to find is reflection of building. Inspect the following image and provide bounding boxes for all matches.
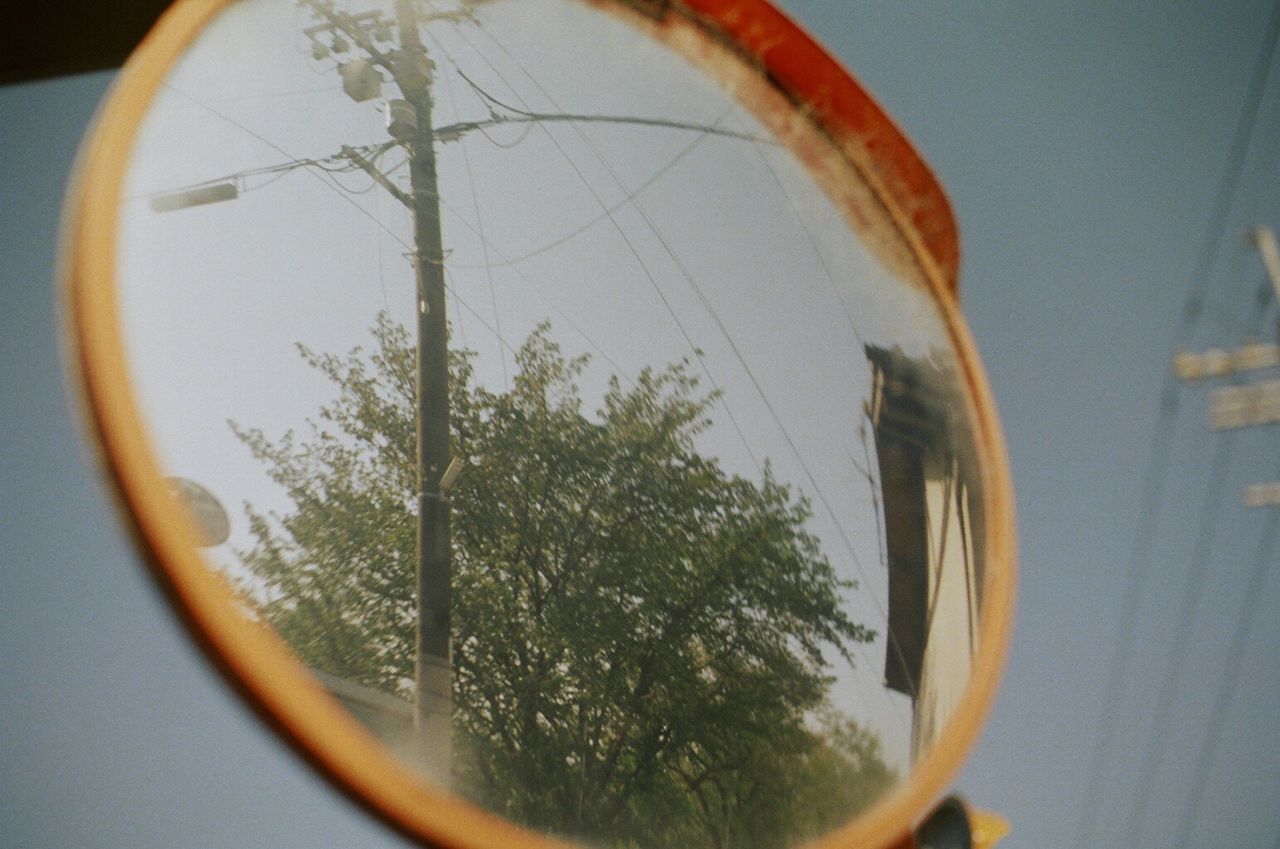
[866,346,985,762]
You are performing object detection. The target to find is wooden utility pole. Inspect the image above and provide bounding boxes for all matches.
[301,0,455,779]
[1174,224,1280,508]
[393,0,454,779]
[401,0,454,779]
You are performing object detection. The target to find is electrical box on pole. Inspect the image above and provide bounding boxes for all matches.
[339,58,382,102]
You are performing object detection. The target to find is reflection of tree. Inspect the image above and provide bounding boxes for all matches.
[233,314,894,847]
[663,710,897,849]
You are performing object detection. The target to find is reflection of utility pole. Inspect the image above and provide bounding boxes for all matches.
[151,0,759,782]
[301,0,458,778]
[1173,225,1280,508]
[297,3,760,779]
[395,0,454,779]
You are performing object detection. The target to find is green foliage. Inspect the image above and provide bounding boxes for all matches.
[233,314,894,848]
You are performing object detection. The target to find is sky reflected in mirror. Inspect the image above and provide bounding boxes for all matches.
[115,2,989,846]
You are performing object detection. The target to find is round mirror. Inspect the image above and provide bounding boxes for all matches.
[64,2,1014,848]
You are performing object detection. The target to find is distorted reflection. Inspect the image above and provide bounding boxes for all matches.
[116,1,988,846]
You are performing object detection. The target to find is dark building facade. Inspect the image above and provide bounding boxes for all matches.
[866,345,985,761]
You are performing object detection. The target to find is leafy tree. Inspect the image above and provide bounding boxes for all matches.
[232,313,893,848]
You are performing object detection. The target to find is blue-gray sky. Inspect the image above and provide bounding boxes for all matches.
[2,2,1277,848]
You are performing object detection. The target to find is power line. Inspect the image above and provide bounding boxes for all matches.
[443,4,917,755]
[474,118,537,150]
[457,21,911,716]
[134,141,393,199]
[482,30,912,686]
[1105,251,1277,849]
[336,28,644,386]
[443,269,519,358]
[370,102,394,318]
[560,145,766,477]
[374,190,392,315]
[448,119,720,271]
[162,84,302,161]
[454,68,769,144]
[421,163,638,385]
[743,126,867,353]
[1123,432,1237,847]
[858,418,888,573]
[192,84,344,104]
[429,29,509,388]
[163,84,416,253]
[626,171,880,584]
[1073,388,1181,843]
[447,21,765,478]
[1073,3,1280,842]
[465,18,916,701]
[1169,482,1280,849]
[154,85,521,372]
[741,127,928,674]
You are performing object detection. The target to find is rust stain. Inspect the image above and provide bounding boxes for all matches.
[588,0,959,298]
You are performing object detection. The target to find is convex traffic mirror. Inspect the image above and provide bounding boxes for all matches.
[65,2,1015,848]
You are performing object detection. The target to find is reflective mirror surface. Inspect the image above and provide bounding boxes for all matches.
[92,1,1006,847]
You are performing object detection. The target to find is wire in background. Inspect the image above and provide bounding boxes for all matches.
[1073,4,1280,843]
